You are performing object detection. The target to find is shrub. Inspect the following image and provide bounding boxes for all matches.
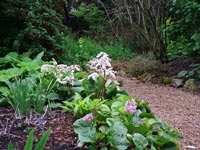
[165,0,200,60]
[71,2,108,36]
[112,55,168,78]
[0,0,68,60]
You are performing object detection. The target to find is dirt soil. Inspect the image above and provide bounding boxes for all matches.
[0,77,200,150]
[0,108,79,150]
[119,77,200,150]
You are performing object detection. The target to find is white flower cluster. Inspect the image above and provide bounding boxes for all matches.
[87,52,118,87]
[41,59,81,85]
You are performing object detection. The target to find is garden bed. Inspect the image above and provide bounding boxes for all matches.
[0,107,78,150]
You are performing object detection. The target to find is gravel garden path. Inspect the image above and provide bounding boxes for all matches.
[119,77,200,150]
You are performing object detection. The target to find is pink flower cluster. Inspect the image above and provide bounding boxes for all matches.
[125,99,142,116]
[84,114,93,123]
[125,100,137,113]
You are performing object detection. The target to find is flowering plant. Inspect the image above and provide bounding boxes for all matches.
[58,52,181,149]
[41,59,82,85]
[73,94,181,149]
[86,52,120,99]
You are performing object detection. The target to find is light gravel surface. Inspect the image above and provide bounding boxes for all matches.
[119,77,200,150]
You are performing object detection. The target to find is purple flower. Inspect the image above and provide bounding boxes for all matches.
[84,114,93,122]
[125,100,137,113]
[136,109,142,116]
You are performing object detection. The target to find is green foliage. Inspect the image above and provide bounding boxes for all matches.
[165,0,200,60]
[8,128,50,150]
[0,0,68,59]
[177,63,200,80]
[61,92,106,116]
[5,77,46,116]
[59,53,181,149]
[0,52,44,80]
[161,77,173,85]
[0,52,45,106]
[73,94,181,149]
[71,3,107,35]
[5,78,34,116]
[63,35,133,68]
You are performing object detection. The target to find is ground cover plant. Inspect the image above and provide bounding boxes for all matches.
[0,52,181,149]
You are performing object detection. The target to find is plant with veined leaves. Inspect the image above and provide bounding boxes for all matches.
[73,94,181,149]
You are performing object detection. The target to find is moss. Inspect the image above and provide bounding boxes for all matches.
[161,77,173,85]
[183,79,197,90]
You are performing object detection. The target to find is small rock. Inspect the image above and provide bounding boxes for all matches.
[172,79,184,87]
[183,79,197,90]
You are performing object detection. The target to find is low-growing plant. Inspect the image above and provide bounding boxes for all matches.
[0,52,45,102]
[177,63,200,80]
[73,94,181,149]
[8,128,50,150]
[61,93,106,116]
[4,77,49,117]
[112,55,168,78]
[5,78,35,117]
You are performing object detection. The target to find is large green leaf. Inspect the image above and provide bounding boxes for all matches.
[3,52,19,64]
[133,133,148,150]
[0,68,24,82]
[33,51,44,63]
[17,61,40,72]
[161,142,178,150]
[107,121,129,150]
[73,117,97,144]
[47,93,60,100]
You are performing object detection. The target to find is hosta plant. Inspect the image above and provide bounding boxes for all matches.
[0,51,45,104]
